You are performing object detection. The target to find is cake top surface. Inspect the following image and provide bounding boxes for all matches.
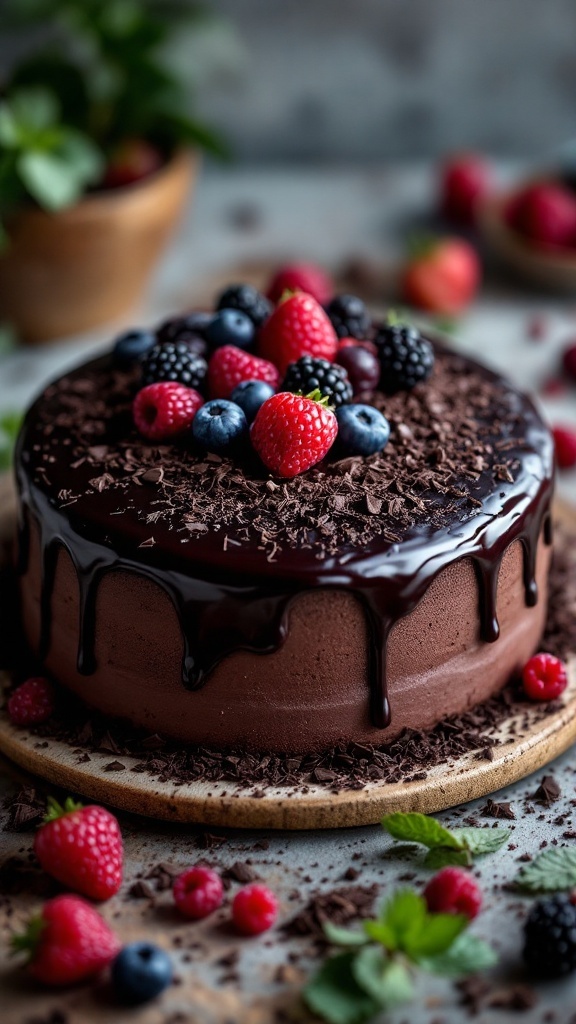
[18,338,553,582]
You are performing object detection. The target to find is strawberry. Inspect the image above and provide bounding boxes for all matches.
[259,293,338,374]
[440,153,492,225]
[506,182,576,249]
[402,238,480,315]
[208,345,280,399]
[251,390,338,478]
[267,263,333,305]
[102,138,163,189]
[34,797,123,901]
[12,894,120,986]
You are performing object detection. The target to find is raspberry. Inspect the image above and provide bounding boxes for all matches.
[374,323,435,394]
[216,283,272,328]
[133,382,203,440]
[326,294,371,340]
[259,292,338,374]
[173,866,224,920]
[506,182,576,248]
[7,677,55,726]
[267,263,333,306]
[562,343,576,382]
[251,391,338,478]
[423,867,482,920]
[34,797,123,901]
[142,341,208,391]
[232,883,278,936]
[522,652,568,702]
[12,894,120,986]
[553,426,576,469]
[282,355,353,408]
[440,153,492,226]
[208,345,280,399]
[524,894,576,977]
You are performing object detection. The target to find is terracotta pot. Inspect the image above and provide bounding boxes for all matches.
[0,150,198,343]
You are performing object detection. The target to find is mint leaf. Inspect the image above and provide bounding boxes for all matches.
[380,889,427,951]
[352,947,413,1009]
[419,932,498,976]
[452,828,511,855]
[403,913,468,959]
[18,151,84,210]
[382,812,462,851]
[363,920,397,949]
[323,921,369,947]
[303,951,381,1024]
[515,847,576,892]
[424,847,472,870]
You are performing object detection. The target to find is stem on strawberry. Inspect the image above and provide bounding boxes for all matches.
[304,388,333,408]
[11,913,45,959]
[42,795,84,825]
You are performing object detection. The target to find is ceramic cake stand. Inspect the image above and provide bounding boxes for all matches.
[1,472,575,830]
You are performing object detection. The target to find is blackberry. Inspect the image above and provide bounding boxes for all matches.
[326,294,371,340]
[216,284,272,328]
[523,894,576,978]
[374,323,434,394]
[282,355,353,408]
[142,342,208,392]
[156,312,212,347]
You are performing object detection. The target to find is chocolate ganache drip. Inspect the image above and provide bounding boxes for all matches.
[15,344,555,730]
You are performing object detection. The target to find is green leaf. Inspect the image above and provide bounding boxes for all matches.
[403,913,468,958]
[17,151,85,210]
[56,130,103,183]
[303,951,381,1024]
[515,847,576,893]
[452,828,511,856]
[0,409,22,471]
[352,947,413,1009]
[323,921,369,947]
[423,847,473,870]
[419,932,498,976]
[382,812,463,851]
[9,87,59,133]
[363,920,398,949]
[379,889,427,952]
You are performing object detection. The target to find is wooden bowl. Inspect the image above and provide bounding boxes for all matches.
[479,190,576,292]
[0,150,198,344]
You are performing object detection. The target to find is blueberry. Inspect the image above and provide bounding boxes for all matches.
[192,399,247,453]
[111,942,172,1005]
[230,380,275,423]
[113,329,156,367]
[204,309,255,350]
[336,404,390,456]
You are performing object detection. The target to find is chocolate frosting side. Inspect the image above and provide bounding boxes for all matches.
[15,338,555,731]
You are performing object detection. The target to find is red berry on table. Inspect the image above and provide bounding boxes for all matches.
[133,382,203,441]
[232,883,279,936]
[523,652,568,702]
[553,426,576,469]
[562,343,576,382]
[7,677,55,726]
[440,153,492,226]
[251,391,338,478]
[173,866,224,920]
[259,292,339,374]
[208,345,280,399]
[102,138,163,189]
[424,867,482,920]
[267,263,333,306]
[11,894,120,986]
[506,182,576,249]
[402,238,480,315]
[34,797,123,901]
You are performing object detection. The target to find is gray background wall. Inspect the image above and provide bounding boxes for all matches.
[193,0,576,162]
[2,0,576,163]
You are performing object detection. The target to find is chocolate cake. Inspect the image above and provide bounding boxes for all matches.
[14,308,554,754]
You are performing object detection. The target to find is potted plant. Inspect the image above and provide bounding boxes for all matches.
[0,0,227,343]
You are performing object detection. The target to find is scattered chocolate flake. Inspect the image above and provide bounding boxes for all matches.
[533,775,561,806]
[3,787,44,831]
[481,798,516,820]
[283,884,378,939]
[103,759,126,772]
[129,879,155,900]
[487,984,538,1011]
[223,862,260,884]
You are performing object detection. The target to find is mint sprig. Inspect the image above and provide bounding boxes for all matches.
[303,887,497,1024]
[515,847,576,893]
[381,812,510,868]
